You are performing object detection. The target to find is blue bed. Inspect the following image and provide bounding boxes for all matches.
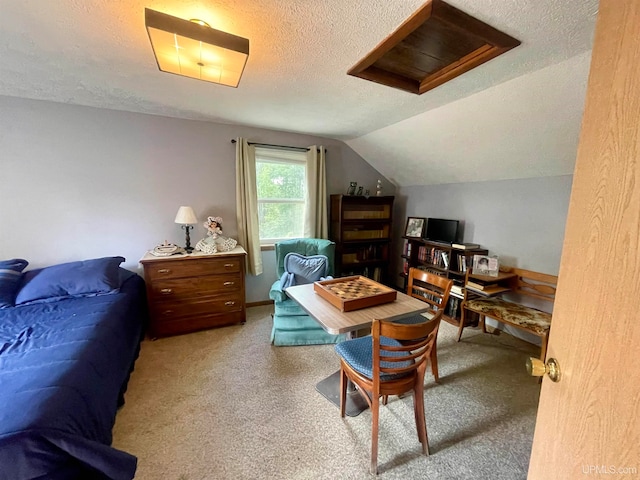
[0,258,147,480]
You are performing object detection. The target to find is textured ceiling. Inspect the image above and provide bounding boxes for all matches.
[0,0,598,185]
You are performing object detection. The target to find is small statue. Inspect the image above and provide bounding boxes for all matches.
[195,216,237,254]
[376,179,383,196]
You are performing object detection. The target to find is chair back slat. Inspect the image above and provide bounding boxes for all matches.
[406,268,452,313]
[372,310,443,380]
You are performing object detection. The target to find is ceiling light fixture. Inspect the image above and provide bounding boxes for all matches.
[144,8,249,88]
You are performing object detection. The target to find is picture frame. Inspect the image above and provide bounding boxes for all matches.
[472,255,499,277]
[404,217,426,238]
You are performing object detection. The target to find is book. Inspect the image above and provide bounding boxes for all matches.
[452,242,481,250]
[441,251,449,268]
[450,285,464,298]
[467,281,498,290]
[460,256,467,272]
[465,285,510,297]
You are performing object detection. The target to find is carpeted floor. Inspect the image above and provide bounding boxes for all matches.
[112,305,541,479]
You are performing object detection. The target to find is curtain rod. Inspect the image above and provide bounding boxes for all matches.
[230,139,309,152]
[230,139,325,153]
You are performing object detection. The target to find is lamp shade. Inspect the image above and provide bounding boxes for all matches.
[145,8,249,88]
[174,206,198,225]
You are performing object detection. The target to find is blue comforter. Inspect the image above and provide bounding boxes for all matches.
[0,274,146,480]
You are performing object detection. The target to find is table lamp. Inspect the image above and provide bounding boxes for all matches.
[174,206,198,253]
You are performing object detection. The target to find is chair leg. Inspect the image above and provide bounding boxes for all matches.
[382,395,388,405]
[413,382,430,456]
[480,315,487,334]
[339,367,347,418]
[430,343,439,382]
[457,307,466,342]
[371,395,380,475]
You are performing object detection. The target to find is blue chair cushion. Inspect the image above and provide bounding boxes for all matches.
[279,253,330,290]
[393,312,436,324]
[335,336,413,381]
[275,239,335,277]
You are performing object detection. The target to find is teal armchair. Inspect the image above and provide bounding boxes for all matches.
[269,238,345,346]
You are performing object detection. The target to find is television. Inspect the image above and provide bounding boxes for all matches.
[425,218,460,244]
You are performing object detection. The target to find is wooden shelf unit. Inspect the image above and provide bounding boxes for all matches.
[400,237,488,326]
[330,194,394,284]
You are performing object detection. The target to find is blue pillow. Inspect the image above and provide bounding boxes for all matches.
[0,258,29,308]
[15,256,126,305]
[280,253,330,290]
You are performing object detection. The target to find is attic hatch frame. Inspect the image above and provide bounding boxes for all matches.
[347,0,521,95]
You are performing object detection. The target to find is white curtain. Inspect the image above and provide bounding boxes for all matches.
[235,138,263,275]
[305,146,328,238]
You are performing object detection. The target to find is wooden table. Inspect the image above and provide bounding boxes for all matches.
[286,282,430,416]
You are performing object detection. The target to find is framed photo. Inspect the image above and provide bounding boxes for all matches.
[472,255,499,276]
[404,217,426,238]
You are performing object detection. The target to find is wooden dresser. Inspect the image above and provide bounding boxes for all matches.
[140,247,246,338]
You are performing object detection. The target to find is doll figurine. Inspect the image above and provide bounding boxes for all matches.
[206,216,223,239]
[195,216,237,254]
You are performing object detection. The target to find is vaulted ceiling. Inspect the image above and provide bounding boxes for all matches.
[0,0,598,186]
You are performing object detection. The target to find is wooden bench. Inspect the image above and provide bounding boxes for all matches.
[459,267,558,361]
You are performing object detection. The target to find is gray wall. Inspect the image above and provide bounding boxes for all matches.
[393,176,572,283]
[0,95,394,302]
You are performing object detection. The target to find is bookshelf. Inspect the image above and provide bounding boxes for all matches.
[401,237,488,325]
[330,194,394,284]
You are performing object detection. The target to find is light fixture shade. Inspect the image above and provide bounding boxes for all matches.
[145,8,249,87]
[174,206,198,225]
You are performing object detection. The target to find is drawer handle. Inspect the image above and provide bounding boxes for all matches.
[224,301,236,306]
[160,288,173,295]
[223,281,235,286]
[224,263,235,268]
[157,268,171,274]
[162,310,174,315]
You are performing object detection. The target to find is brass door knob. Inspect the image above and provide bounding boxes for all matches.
[526,357,561,382]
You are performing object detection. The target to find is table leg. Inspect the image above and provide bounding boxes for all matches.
[316,370,369,417]
[315,330,369,417]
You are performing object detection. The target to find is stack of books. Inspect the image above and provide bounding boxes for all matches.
[450,284,464,297]
[466,280,497,291]
[452,242,481,250]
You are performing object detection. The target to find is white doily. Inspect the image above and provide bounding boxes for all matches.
[215,236,237,252]
[195,237,217,254]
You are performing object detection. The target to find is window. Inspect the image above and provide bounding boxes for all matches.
[255,147,307,244]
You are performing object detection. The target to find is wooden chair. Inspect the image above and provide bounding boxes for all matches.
[395,268,452,382]
[335,311,443,474]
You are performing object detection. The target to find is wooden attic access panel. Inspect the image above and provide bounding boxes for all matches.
[347,0,520,95]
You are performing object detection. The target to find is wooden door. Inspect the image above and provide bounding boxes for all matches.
[528,1,640,478]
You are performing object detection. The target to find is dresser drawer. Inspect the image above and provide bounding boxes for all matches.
[150,294,244,321]
[151,310,245,337]
[148,273,242,300]
[144,256,242,281]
